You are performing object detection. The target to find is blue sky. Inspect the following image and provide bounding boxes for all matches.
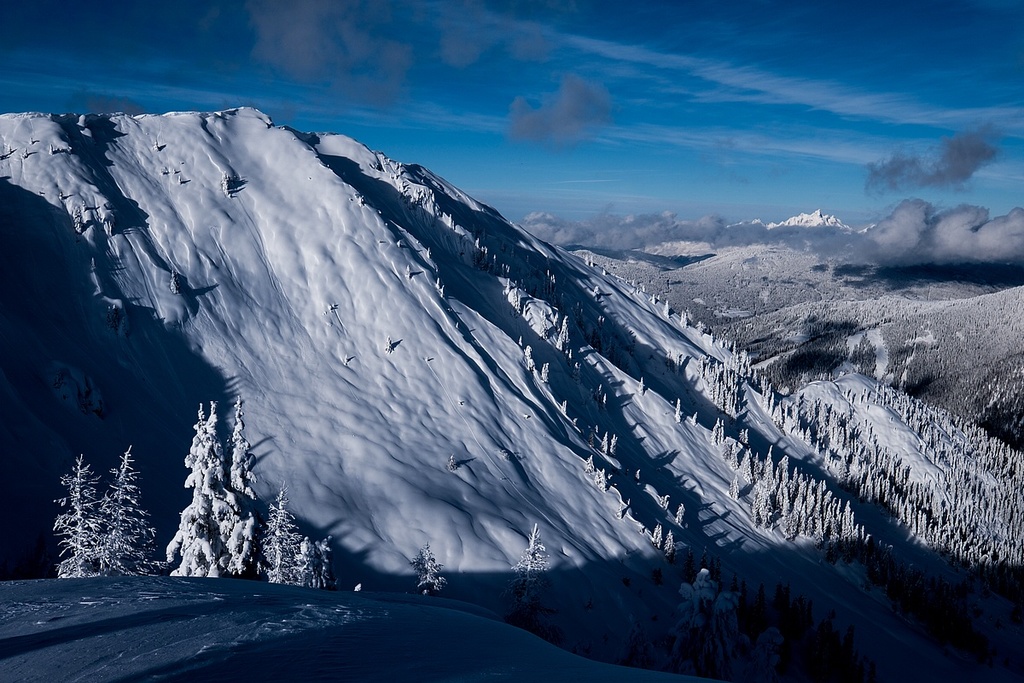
[2,0,1022,226]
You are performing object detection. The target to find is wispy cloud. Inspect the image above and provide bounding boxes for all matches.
[865,128,999,193]
[434,0,553,67]
[509,74,611,145]
[561,33,1024,132]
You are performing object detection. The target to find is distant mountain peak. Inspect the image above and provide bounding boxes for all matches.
[766,209,848,230]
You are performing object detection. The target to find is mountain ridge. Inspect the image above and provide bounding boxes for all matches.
[1,108,1021,680]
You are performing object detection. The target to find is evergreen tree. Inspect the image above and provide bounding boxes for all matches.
[555,316,571,353]
[505,524,556,640]
[620,614,654,668]
[225,397,259,578]
[166,403,235,577]
[664,530,677,563]
[264,487,302,584]
[670,568,741,679]
[97,447,155,576]
[652,523,664,549]
[297,535,337,590]
[410,543,447,595]
[54,454,102,578]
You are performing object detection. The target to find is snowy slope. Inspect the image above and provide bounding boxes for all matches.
[1,109,1021,680]
[0,577,694,682]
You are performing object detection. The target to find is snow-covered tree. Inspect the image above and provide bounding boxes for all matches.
[651,523,664,549]
[166,402,235,577]
[664,530,676,564]
[225,397,259,578]
[410,543,447,595]
[264,487,302,584]
[620,614,655,668]
[554,316,570,353]
[745,627,783,683]
[54,454,102,578]
[505,524,555,640]
[97,447,155,576]
[296,535,336,590]
[670,568,741,679]
[729,475,741,500]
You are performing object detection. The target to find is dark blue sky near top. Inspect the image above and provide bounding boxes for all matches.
[1,0,1021,224]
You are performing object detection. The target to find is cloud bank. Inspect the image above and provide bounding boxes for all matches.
[509,74,611,145]
[866,129,998,193]
[861,200,1024,265]
[523,201,1024,266]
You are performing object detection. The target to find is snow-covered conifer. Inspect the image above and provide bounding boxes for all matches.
[524,345,535,372]
[729,475,741,500]
[670,568,740,678]
[54,454,102,578]
[555,316,570,353]
[505,524,554,639]
[166,403,235,577]
[712,418,725,446]
[652,523,664,549]
[540,362,550,383]
[225,397,259,577]
[410,543,447,595]
[97,447,155,576]
[297,535,336,590]
[264,487,302,584]
[674,398,683,424]
[620,614,654,668]
[675,503,686,527]
[664,530,676,563]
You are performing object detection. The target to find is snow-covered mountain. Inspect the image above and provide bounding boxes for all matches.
[762,209,849,230]
[1,109,1022,680]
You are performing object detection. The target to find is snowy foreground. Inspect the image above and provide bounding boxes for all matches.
[0,577,694,682]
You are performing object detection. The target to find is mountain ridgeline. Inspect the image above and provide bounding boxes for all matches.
[0,109,1021,680]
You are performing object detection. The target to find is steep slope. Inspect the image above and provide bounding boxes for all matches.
[0,109,1021,680]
